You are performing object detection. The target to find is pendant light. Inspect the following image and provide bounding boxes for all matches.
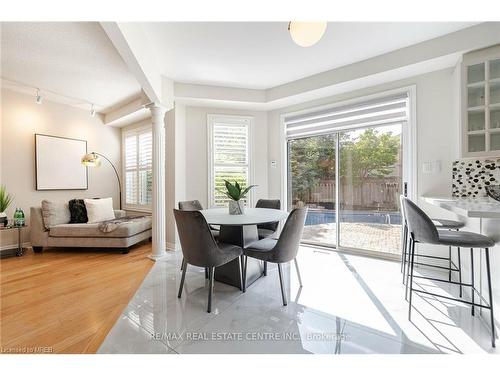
[288,21,327,47]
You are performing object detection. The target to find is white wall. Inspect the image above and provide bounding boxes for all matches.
[0,89,122,250]
[183,106,269,208]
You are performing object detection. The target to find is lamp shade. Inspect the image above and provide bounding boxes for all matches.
[288,21,327,47]
[81,152,101,167]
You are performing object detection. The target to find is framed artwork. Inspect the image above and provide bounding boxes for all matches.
[35,134,88,190]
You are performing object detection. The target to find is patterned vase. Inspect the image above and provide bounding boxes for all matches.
[228,200,245,215]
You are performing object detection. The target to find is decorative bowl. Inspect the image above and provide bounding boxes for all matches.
[485,185,500,202]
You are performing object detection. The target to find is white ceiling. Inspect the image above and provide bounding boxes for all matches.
[1,22,142,113]
[143,22,477,90]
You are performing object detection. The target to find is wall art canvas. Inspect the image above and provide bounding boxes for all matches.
[35,134,88,190]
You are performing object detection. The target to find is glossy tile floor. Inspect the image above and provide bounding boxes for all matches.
[98,246,499,354]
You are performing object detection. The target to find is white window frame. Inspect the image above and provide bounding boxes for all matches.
[207,114,254,208]
[122,123,153,213]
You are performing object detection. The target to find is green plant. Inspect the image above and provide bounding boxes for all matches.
[217,180,257,201]
[0,185,13,213]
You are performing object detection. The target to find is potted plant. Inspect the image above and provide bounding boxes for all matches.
[218,180,257,215]
[0,185,13,227]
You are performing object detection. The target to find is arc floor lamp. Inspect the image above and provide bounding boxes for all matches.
[81,152,122,209]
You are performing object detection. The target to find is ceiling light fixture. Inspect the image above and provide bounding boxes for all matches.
[35,89,43,104]
[90,104,96,117]
[288,21,327,47]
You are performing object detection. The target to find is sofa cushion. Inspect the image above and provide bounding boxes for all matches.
[84,198,115,223]
[41,200,71,229]
[69,199,88,223]
[49,217,152,238]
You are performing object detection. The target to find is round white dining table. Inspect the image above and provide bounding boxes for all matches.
[200,207,288,226]
[199,207,289,289]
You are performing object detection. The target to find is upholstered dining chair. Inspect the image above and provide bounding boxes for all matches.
[174,209,243,313]
[402,197,496,347]
[242,207,308,306]
[255,199,281,239]
[178,200,219,275]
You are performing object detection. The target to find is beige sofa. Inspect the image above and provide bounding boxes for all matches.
[30,207,152,254]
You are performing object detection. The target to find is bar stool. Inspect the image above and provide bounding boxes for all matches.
[402,197,496,348]
[400,195,465,295]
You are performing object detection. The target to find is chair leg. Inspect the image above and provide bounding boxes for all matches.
[448,245,452,282]
[458,247,462,298]
[485,248,496,348]
[207,267,215,313]
[405,238,414,301]
[277,263,287,306]
[408,238,416,320]
[294,258,303,287]
[237,256,243,292]
[178,262,187,298]
[205,267,209,279]
[401,224,407,274]
[243,256,248,292]
[263,261,268,276]
[180,258,185,271]
[471,248,475,316]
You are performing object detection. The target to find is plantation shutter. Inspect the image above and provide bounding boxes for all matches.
[209,116,251,207]
[285,92,409,139]
[123,126,153,208]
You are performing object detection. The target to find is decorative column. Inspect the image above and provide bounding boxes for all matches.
[148,103,167,260]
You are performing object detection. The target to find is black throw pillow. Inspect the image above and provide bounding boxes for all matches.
[69,199,88,223]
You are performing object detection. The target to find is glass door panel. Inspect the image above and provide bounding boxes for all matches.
[338,124,403,255]
[288,134,336,246]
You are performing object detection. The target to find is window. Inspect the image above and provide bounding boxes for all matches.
[122,125,152,211]
[208,114,253,208]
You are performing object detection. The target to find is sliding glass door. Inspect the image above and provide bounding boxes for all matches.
[287,124,404,256]
[338,124,403,255]
[288,134,336,247]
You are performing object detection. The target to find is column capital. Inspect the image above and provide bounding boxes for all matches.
[146,102,167,113]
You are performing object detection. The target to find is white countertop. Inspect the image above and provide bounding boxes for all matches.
[422,196,500,219]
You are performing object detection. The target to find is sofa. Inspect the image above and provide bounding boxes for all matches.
[30,206,152,254]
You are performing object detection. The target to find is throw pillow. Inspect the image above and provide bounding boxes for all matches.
[68,199,88,223]
[41,200,71,229]
[84,198,115,223]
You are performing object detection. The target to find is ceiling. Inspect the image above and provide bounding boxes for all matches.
[143,22,477,90]
[1,22,142,113]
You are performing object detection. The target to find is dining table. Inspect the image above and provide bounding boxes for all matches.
[200,207,289,289]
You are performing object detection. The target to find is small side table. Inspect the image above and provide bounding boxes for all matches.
[0,224,27,256]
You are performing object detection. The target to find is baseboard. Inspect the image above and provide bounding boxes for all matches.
[166,242,176,251]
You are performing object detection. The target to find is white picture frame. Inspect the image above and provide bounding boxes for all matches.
[35,134,88,190]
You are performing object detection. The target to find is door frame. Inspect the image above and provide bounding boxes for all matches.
[280,85,417,259]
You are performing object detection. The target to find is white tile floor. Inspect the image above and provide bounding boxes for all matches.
[98,246,499,354]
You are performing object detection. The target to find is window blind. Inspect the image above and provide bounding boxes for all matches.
[285,92,409,139]
[209,116,251,207]
[123,127,153,208]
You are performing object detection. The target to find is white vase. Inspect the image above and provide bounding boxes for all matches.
[228,200,245,215]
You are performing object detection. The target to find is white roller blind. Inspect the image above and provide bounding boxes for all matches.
[123,126,152,209]
[285,92,409,139]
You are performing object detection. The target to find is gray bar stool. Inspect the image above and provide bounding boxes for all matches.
[400,195,465,294]
[402,197,496,348]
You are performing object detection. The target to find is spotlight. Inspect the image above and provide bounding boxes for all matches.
[35,89,43,104]
[90,104,96,117]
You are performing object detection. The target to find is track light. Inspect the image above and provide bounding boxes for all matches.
[35,89,43,104]
[90,104,96,117]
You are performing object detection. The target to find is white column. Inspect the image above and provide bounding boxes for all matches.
[148,103,167,260]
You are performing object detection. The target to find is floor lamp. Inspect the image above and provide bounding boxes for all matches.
[81,152,122,209]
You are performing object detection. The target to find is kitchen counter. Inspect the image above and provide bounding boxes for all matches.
[422,196,500,219]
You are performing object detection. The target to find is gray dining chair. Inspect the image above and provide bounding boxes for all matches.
[178,200,219,275]
[242,207,307,306]
[399,195,465,295]
[174,209,243,313]
[255,199,281,239]
[402,197,496,347]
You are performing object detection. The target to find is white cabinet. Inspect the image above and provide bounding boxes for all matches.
[462,45,500,157]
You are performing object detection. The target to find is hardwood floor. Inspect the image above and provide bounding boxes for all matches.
[0,243,154,354]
